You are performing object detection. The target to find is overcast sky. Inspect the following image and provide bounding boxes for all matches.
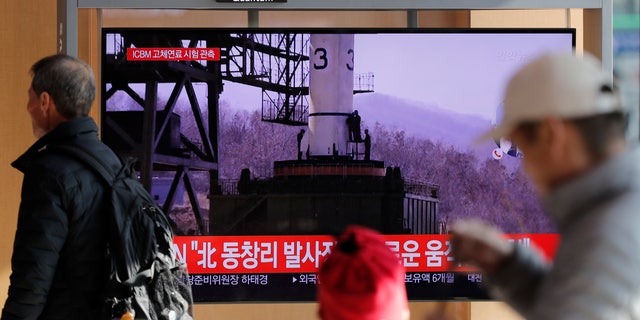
[218,32,572,121]
[107,31,571,121]
[353,33,572,120]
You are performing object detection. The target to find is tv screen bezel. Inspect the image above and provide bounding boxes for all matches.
[100,26,575,303]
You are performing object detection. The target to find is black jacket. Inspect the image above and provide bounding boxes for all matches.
[2,117,122,320]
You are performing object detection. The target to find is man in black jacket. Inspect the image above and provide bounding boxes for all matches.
[2,54,122,319]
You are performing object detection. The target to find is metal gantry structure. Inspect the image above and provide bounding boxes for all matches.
[225,33,310,125]
[102,30,327,234]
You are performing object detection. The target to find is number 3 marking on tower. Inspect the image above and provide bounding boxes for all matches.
[314,48,327,70]
[346,49,354,71]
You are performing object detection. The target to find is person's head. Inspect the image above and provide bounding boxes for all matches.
[317,225,409,320]
[365,129,369,135]
[478,53,627,194]
[27,54,95,138]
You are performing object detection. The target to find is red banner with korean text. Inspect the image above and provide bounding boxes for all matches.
[126,48,221,61]
[174,234,560,274]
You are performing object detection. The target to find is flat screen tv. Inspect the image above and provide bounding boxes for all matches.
[101,27,574,302]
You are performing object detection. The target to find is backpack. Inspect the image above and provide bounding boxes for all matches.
[54,145,194,320]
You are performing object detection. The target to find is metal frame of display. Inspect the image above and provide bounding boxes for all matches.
[58,0,614,73]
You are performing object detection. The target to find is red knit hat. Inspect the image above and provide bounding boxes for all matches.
[317,225,409,320]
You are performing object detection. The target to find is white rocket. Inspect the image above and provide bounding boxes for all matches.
[307,34,355,157]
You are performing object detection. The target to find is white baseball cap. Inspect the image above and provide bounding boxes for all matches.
[477,52,623,142]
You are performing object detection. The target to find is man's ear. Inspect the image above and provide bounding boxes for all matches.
[38,91,52,112]
[38,91,68,124]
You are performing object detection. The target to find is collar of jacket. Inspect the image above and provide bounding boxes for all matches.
[12,116,100,172]
[542,144,640,231]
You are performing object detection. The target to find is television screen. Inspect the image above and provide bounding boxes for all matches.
[101,28,574,302]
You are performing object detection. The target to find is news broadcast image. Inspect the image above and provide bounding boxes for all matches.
[102,29,571,301]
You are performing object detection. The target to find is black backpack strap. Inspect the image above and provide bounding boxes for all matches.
[50,145,117,185]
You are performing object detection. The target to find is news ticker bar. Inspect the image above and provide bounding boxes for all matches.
[189,272,490,302]
[174,234,560,274]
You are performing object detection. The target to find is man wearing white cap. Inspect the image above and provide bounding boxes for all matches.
[450,53,640,319]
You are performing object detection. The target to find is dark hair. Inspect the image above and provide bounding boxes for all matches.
[30,54,95,119]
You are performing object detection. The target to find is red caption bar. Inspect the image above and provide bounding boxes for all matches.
[126,48,221,61]
[173,234,560,274]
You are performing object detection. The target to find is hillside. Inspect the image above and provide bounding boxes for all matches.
[353,92,521,169]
